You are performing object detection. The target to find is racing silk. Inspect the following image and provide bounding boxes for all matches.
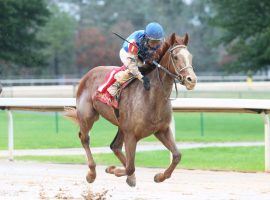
[122,30,159,63]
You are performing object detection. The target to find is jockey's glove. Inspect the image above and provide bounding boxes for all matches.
[142,76,150,91]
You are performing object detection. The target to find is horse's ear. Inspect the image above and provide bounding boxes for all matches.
[183,33,189,45]
[170,33,176,44]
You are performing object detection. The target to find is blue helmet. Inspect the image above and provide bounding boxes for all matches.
[145,22,164,41]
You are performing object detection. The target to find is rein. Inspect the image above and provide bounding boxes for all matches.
[153,61,179,80]
[153,60,179,99]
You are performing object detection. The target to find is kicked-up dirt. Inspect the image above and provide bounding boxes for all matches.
[0,160,270,200]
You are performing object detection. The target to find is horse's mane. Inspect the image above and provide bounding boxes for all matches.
[157,33,188,59]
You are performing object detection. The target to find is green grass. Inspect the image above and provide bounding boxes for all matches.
[0,111,118,150]
[0,111,264,149]
[141,112,264,142]
[16,146,264,172]
[172,112,263,142]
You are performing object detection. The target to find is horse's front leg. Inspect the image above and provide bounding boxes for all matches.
[154,127,181,183]
[113,134,137,187]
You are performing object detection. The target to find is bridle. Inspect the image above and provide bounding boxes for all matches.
[154,44,194,99]
[168,44,194,84]
[154,44,193,84]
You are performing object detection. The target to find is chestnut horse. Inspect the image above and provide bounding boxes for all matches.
[65,33,197,187]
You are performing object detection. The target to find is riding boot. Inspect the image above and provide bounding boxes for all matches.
[107,82,121,97]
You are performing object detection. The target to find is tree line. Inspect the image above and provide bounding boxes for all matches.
[0,0,269,78]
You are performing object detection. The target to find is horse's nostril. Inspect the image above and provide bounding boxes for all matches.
[186,76,192,82]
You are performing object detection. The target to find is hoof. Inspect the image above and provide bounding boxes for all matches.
[86,171,96,183]
[126,174,136,187]
[105,166,116,174]
[154,173,166,183]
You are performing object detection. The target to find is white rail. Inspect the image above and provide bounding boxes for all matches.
[1,75,270,86]
[0,98,270,171]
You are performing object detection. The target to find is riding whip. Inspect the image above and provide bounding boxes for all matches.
[113,32,139,50]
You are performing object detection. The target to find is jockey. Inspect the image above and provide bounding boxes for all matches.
[107,22,165,96]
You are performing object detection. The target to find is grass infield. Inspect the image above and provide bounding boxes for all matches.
[0,111,264,149]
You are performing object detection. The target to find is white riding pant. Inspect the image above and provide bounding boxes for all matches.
[107,49,144,96]
[117,49,143,81]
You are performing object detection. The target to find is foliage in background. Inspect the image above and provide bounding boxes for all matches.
[37,4,77,76]
[75,27,121,74]
[0,0,50,76]
[2,0,270,77]
[182,0,222,73]
[0,0,222,77]
[206,0,270,73]
[70,0,221,74]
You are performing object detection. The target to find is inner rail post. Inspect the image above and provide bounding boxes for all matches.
[7,110,14,161]
[263,111,270,172]
[170,113,176,162]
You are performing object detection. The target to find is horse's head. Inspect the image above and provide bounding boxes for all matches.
[159,33,197,90]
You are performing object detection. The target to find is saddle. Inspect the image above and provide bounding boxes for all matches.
[94,64,156,109]
[94,65,135,109]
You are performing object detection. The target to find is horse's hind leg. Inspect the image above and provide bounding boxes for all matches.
[105,129,127,174]
[124,134,137,187]
[154,127,181,183]
[77,100,99,183]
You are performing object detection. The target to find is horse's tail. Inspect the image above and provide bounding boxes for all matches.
[64,107,79,124]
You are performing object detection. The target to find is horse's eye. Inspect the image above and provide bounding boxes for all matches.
[173,55,178,60]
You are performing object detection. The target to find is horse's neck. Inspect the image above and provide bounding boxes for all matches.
[150,47,174,96]
[148,66,174,100]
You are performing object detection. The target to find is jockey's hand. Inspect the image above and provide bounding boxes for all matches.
[142,76,150,91]
[153,51,160,60]
[145,54,160,66]
[148,51,160,64]
[139,64,155,74]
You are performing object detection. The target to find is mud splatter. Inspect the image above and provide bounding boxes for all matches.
[82,189,109,200]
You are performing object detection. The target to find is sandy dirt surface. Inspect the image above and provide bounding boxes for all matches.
[0,160,270,200]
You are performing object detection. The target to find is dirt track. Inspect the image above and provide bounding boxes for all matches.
[0,160,270,200]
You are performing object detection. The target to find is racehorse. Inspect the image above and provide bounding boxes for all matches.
[65,33,197,187]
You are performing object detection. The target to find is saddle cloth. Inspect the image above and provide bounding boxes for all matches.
[94,65,128,109]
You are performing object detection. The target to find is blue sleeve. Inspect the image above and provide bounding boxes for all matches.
[122,30,145,52]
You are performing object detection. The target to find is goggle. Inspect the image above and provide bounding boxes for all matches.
[146,39,162,50]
